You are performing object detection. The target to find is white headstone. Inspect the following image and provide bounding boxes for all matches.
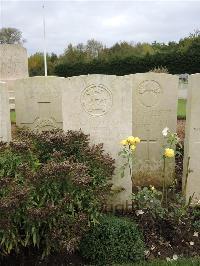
[0,82,11,141]
[130,73,179,186]
[0,44,28,81]
[62,74,132,205]
[14,76,63,131]
[183,74,200,204]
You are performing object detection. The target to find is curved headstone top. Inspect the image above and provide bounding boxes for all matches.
[0,44,29,81]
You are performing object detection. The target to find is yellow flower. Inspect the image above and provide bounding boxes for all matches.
[164,148,175,158]
[127,136,136,145]
[120,139,128,146]
[134,137,141,144]
[130,145,136,151]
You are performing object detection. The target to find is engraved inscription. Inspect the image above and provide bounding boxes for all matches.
[81,84,112,116]
[137,80,162,107]
[33,118,57,131]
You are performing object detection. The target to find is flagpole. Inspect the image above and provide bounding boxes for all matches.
[42,0,47,76]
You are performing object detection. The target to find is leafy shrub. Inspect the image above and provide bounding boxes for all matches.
[132,187,165,219]
[150,66,169,73]
[79,215,145,265]
[191,206,200,230]
[132,187,193,222]
[0,129,115,258]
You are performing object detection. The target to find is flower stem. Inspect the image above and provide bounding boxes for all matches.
[161,156,167,206]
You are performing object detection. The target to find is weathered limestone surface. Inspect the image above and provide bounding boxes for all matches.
[0,44,28,81]
[0,82,11,142]
[0,44,29,110]
[130,73,179,186]
[62,74,132,205]
[14,76,64,131]
[183,74,200,204]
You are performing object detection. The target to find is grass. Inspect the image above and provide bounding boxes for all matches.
[10,110,16,124]
[117,257,200,266]
[177,99,186,120]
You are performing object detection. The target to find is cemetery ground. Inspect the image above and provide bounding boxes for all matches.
[1,100,199,266]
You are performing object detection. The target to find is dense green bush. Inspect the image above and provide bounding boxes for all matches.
[79,215,145,265]
[191,206,200,230]
[0,129,115,258]
[54,47,200,77]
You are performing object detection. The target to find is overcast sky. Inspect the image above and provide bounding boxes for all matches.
[1,0,200,55]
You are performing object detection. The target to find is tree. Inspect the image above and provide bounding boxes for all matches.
[28,52,57,76]
[28,53,44,76]
[0,27,26,45]
[86,39,103,59]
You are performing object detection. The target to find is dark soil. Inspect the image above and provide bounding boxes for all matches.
[0,250,87,266]
[116,209,200,261]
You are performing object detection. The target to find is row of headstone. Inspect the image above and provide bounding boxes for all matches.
[8,73,178,204]
[1,44,199,205]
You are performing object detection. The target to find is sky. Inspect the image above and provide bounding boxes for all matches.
[0,0,200,55]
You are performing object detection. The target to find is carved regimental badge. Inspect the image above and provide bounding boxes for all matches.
[137,80,162,107]
[81,84,113,116]
[33,118,57,131]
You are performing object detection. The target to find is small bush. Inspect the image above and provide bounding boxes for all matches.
[79,215,145,265]
[191,206,200,231]
[0,129,115,258]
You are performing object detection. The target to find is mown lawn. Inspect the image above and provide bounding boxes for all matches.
[177,99,186,120]
[117,257,200,266]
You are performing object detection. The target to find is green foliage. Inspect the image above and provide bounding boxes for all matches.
[116,257,200,266]
[10,110,16,124]
[0,27,25,44]
[79,215,145,265]
[132,185,197,226]
[28,31,200,76]
[132,187,165,219]
[191,207,200,231]
[0,129,115,257]
[28,52,58,76]
[177,99,186,120]
[54,47,200,77]
[150,66,169,73]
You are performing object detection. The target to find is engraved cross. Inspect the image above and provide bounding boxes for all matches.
[140,126,157,161]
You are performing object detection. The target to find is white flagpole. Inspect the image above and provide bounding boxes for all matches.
[42,0,47,76]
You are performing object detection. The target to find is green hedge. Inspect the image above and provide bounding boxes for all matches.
[79,215,145,265]
[54,47,200,77]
